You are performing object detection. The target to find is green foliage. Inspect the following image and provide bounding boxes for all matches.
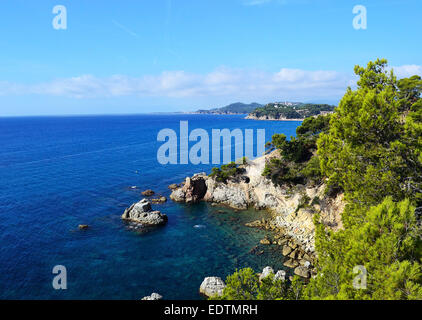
[301,156,322,180]
[317,59,422,226]
[250,103,335,119]
[209,160,245,183]
[306,198,422,300]
[296,115,331,136]
[212,268,305,300]
[262,114,330,185]
[212,60,422,301]
[198,102,263,114]
[214,268,259,300]
[397,75,422,111]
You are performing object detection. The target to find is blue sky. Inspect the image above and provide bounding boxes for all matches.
[0,0,421,116]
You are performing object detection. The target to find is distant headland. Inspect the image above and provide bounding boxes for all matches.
[187,101,336,120]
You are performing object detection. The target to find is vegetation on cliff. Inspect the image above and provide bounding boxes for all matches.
[248,103,335,120]
[197,102,263,114]
[212,59,422,300]
[209,159,246,183]
[262,114,330,185]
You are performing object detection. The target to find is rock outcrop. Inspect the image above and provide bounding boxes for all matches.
[258,266,286,281]
[151,196,167,203]
[122,199,168,226]
[199,277,226,297]
[170,152,344,253]
[141,293,163,300]
[170,173,207,204]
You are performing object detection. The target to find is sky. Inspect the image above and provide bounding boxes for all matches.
[0,0,421,116]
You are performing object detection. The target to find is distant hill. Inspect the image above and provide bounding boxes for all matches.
[246,103,336,120]
[196,102,263,114]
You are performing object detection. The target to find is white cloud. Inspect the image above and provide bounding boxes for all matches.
[391,65,422,79]
[0,65,419,102]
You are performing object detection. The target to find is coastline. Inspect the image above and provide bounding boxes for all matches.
[168,151,345,278]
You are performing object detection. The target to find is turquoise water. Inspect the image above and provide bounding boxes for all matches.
[0,114,301,299]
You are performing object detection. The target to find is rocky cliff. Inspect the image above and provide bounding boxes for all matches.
[170,152,344,253]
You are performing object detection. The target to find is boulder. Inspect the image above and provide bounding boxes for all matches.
[294,266,310,278]
[78,224,89,230]
[170,175,208,203]
[283,259,299,268]
[122,199,168,226]
[289,249,298,259]
[151,196,167,203]
[259,267,274,281]
[200,277,226,297]
[260,238,271,245]
[141,189,155,196]
[274,270,286,281]
[168,184,179,190]
[141,293,163,300]
[282,245,292,256]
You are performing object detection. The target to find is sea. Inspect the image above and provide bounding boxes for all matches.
[0,114,302,299]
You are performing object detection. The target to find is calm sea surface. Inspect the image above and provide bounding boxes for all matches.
[0,114,301,299]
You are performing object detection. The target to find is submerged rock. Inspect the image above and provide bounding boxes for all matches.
[151,196,167,203]
[168,184,179,190]
[122,199,168,226]
[141,189,155,196]
[199,277,226,297]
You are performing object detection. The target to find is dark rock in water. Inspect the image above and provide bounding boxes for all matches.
[141,189,155,196]
[78,224,89,230]
[122,199,168,227]
[249,245,258,254]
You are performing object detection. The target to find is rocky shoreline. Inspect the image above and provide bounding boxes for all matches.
[169,152,344,279]
[245,114,305,121]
